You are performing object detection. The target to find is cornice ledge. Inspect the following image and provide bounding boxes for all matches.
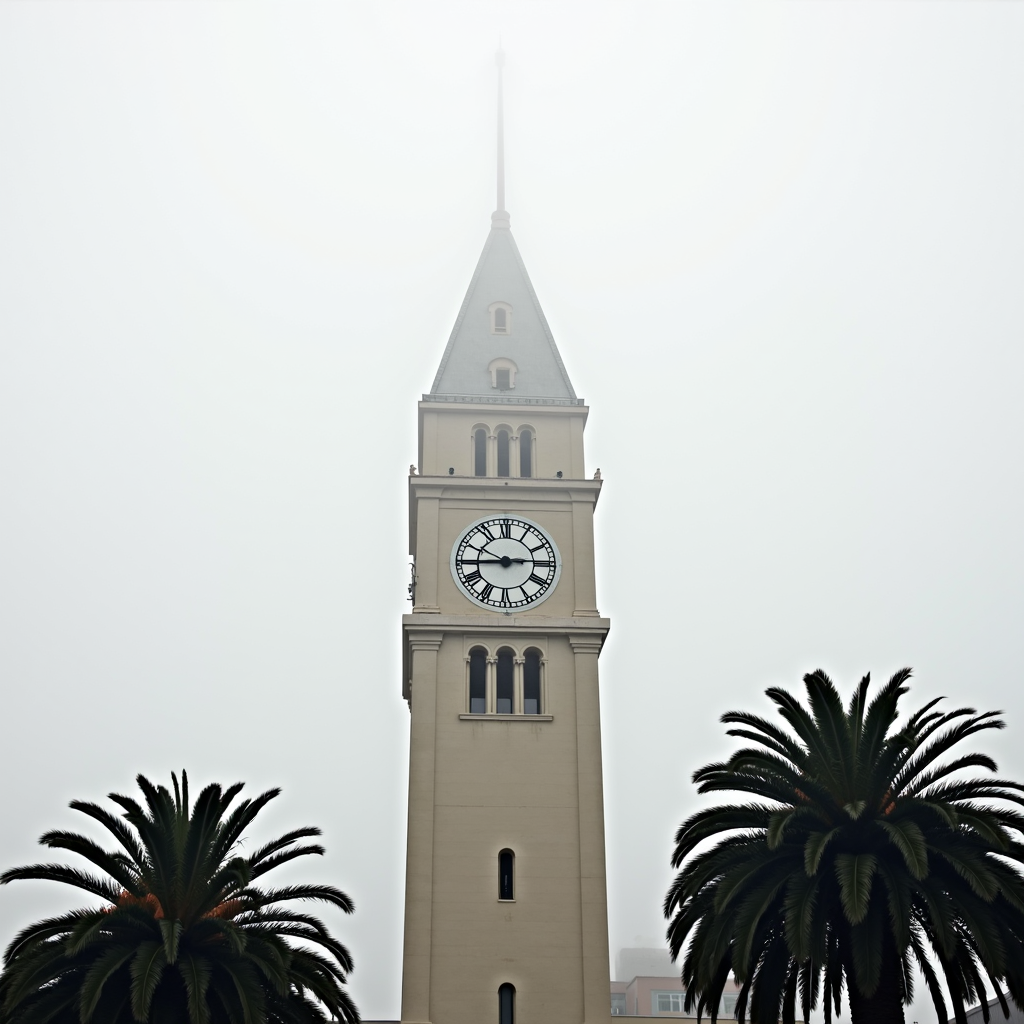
[418,398,588,414]
[409,476,601,493]
[567,634,606,654]
[407,632,444,652]
[403,613,610,634]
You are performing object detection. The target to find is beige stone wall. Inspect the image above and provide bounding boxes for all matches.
[407,479,601,622]
[417,401,588,481]
[429,634,584,1022]
[401,398,611,1024]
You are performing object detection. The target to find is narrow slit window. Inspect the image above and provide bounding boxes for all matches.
[474,429,487,477]
[524,650,541,715]
[494,307,507,333]
[469,648,487,714]
[496,649,514,714]
[499,984,515,1024]
[519,429,533,478]
[499,849,514,900]
[497,430,510,477]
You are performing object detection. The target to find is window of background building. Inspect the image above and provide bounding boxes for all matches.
[653,991,686,1014]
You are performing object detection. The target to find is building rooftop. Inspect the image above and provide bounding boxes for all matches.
[429,210,579,405]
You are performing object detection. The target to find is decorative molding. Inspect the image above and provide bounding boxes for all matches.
[424,393,585,407]
[458,714,554,723]
[408,633,443,653]
[404,614,609,640]
[568,635,604,656]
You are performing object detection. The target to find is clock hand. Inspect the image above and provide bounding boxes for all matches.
[465,558,528,565]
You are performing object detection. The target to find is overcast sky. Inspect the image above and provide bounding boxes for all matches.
[2,4,1022,1022]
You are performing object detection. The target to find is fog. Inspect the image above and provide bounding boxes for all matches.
[1,4,1022,1022]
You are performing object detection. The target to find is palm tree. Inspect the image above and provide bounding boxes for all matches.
[0,772,359,1024]
[665,669,1024,1024]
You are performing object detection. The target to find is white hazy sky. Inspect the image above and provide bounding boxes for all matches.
[1,4,1022,1022]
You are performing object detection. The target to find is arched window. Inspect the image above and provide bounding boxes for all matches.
[489,302,512,335]
[519,429,533,478]
[499,983,515,1024]
[474,429,487,477]
[496,648,514,714]
[469,648,487,714]
[524,649,541,715]
[499,849,514,900]
[497,430,510,478]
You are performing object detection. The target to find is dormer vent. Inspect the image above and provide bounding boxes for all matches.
[488,357,518,391]
[488,301,512,335]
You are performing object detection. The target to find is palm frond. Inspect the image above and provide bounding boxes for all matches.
[666,670,1024,1024]
[0,773,359,1024]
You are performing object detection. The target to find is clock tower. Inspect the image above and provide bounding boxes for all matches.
[400,52,612,1024]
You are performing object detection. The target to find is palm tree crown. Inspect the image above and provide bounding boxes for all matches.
[0,772,359,1024]
[665,669,1024,1024]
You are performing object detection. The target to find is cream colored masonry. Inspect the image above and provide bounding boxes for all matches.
[400,398,613,1024]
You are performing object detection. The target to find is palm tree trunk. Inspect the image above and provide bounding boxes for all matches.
[845,929,906,1024]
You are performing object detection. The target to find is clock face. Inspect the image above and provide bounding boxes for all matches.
[451,515,561,611]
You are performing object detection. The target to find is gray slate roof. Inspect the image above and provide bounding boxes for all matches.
[429,213,580,405]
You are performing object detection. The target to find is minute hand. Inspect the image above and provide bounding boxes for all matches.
[468,558,528,564]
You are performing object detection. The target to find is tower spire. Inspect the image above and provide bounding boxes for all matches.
[496,45,506,215]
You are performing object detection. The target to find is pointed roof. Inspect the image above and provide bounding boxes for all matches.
[428,212,581,406]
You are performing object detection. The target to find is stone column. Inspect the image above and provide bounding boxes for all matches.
[571,497,599,617]
[569,634,612,1024]
[413,496,441,613]
[513,655,525,714]
[486,655,497,714]
[400,632,442,1024]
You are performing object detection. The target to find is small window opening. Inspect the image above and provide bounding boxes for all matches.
[499,983,516,1024]
[524,650,541,715]
[496,649,514,714]
[488,358,517,390]
[497,430,510,477]
[474,429,487,477]
[494,307,507,333]
[469,648,487,714]
[519,429,533,478]
[499,849,514,900]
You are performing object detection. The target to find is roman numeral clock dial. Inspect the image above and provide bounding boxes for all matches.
[451,516,562,611]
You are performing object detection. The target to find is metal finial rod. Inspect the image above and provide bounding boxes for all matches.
[496,47,506,213]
